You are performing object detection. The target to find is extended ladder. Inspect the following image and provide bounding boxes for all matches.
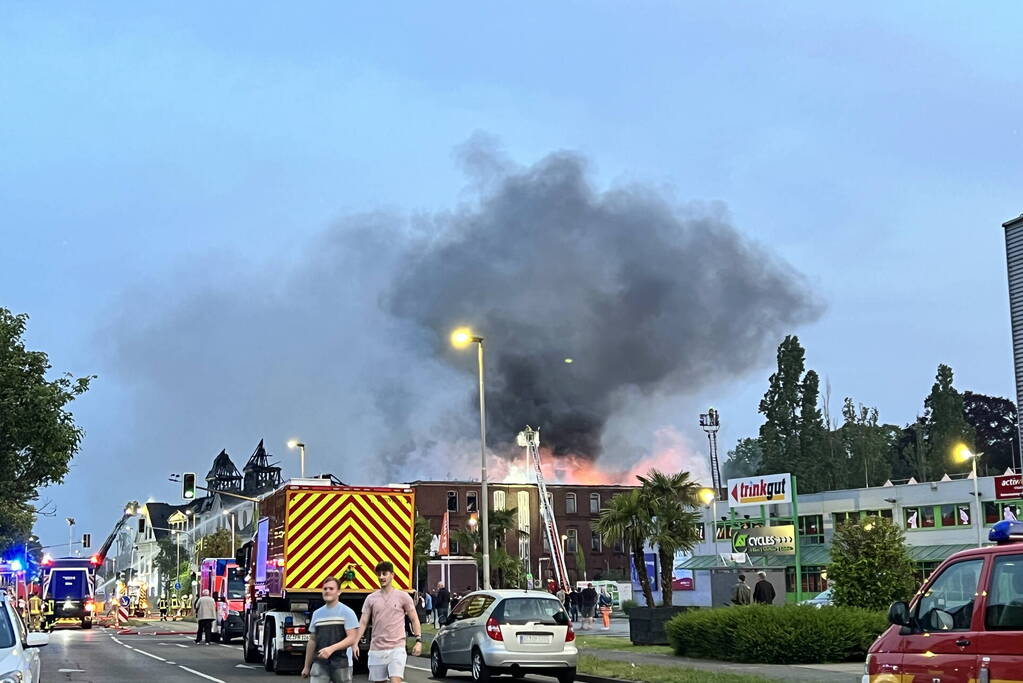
[518,426,571,592]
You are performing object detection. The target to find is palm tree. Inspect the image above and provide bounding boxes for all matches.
[637,470,702,607]
[596,489,655,607]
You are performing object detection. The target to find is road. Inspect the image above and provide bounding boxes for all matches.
[40,627,558,683]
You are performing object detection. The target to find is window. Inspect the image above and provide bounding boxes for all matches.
[493,597,566,625]
[547,492,554,512]
[449,532,460,555]
[904,506,935,529]
[591,532,602,553]
[915,559,982,632]
[462,594,496,618]
[985,502,1021,525]
[715,522,733,540]
[694,524,705,541]
[566,529,578,553]
[466,491,478,513]
[799,514,824,545]
[940,504,971,527]
[566,493,577,514]
[985,554,1023,630]
[447,491,458,513]
[785,566,828,594]
[832,511,859,527]
[904,504,972,530]
[590,493,601,514]
[914,561,941,586]
[493,490,506,511]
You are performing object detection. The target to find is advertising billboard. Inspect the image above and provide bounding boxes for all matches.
[730,524,796,556]
[726,473,792,509]
[995,474,1023,501]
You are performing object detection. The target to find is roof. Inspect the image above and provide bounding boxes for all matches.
[144,502,192,541]
[1003,214,1023,229]
[676,543,975,570]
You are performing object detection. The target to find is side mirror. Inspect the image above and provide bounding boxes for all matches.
[25,632,49,648]
[887,601,910,627]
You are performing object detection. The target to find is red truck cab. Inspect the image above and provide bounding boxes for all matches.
[199,557,246,642]
[865,519,1023,682]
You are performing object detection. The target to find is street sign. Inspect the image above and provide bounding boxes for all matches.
[175,581,181,591]
[727,473,792,508]
[731,524,796,555]
[995,474,1023,501]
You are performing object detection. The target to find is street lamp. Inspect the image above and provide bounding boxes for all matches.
[223,510,236,552]
[954,444,984,547]
[451,326,491,590]
[66,518,76,557]
[698,487,717,544]
[287,440,307,478]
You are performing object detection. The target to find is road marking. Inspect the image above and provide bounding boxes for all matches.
[132,647,167,662]
[58,669,86,673]
[178,665,225,682]
[217,643,238,649]
[235,664,258,668]
[407,664,431,672]
[174,643,190,648]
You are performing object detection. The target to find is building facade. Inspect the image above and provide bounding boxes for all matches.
[1004,213,1023,453]
[410,481,636,587]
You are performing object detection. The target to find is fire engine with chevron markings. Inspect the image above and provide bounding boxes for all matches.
[235,478,415,675]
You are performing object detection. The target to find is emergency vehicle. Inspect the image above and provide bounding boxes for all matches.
[40,556,99,629]
[865,519,1023,682]
[235,479,415,674]
[199,557,246,642]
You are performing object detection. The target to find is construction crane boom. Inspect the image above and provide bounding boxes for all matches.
[518,426,571,592]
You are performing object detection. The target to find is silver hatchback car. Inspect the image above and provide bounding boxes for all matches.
[431,590,577,682]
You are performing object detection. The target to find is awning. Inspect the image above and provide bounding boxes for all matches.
[906,544,976,563]
[677,543,973,570]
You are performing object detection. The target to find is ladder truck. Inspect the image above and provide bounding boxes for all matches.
[517,426,571,592]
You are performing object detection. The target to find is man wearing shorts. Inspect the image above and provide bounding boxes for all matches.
[354,561,422,683]
[302,577,361,682]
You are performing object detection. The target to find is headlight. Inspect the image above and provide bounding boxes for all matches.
[0,670,24,683]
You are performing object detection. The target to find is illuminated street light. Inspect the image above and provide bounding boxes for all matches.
[954,444,983,548]
[698,488,716,506]
[450,326,491,589]
[287,439,307,478]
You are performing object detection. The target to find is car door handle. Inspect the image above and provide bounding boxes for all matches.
[955,638,971,647]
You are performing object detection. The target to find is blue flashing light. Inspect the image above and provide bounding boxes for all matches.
[9,560,22,572]
[989,519,1023,544]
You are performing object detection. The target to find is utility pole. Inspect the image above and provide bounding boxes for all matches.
[66,517,76,557]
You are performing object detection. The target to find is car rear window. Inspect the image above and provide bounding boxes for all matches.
[0,604,15,649]
[494,597,567,625]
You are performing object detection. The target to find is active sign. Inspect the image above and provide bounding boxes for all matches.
[731,524,796,555]
[995,474,1023,501]
[727,473,792,508]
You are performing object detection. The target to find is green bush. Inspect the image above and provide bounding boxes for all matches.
[665,605,887,664]
[621,599,638,613]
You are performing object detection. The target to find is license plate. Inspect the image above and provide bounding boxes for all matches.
[285,634,310,642]
[518,634,552,645]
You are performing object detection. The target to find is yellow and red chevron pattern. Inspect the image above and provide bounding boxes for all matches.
[283,488,414,593]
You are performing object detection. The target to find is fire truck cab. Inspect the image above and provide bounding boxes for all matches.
[865,519,1023,682]
[199,557,245,642]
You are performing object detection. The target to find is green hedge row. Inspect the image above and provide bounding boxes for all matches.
[665,605,888,664]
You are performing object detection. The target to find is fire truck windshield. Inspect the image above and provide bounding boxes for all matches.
[227,567,245,599]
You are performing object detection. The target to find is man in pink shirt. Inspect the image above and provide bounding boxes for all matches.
[354,561,422,683]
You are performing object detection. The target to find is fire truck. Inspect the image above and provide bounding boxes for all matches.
[235,479,415,674]
[199,557,246,642]
[40,556,99,629]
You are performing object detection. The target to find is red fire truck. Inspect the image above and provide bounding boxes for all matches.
[199,557,246,642]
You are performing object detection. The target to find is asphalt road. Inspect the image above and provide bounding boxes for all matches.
[39,627,558,683]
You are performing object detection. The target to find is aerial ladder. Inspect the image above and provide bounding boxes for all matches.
[517,426,571,592]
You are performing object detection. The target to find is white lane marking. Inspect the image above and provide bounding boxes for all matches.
[174,643,190,648]
[132,647,167,662]
[217,643,238,649]
[178,665,225,682]
[58,669,86,673]
[407,664,431,672]
[235,664,258,668]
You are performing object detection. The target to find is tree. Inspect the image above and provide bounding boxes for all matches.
[637,471,702,606]
[924,364,972,480]
[451,508,527,588]
[413,511,433,585]
[798,370,829,492]
[155,536,191,595]
[596,489,654,607]
[197,529,233,564]
[963,392,1019,475]
[721,438,762,480]
[758,336,807,476]
[828,516,917,611]
[837,399,898,489]
[0,309,93,552]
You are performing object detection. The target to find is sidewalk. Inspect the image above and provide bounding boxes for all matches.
[582,649,863,683]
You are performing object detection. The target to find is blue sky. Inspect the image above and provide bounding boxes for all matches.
[3,3,1022,550]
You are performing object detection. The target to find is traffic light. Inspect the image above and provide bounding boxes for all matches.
[182,472,196,499]
[82,533,91,548]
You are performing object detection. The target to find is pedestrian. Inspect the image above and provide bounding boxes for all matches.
[580,583,597,631]
[28,591,42,631]
[567,587,580,623]
[194,589,217,644]
[433,581,450,627]
[556,585,566,607]
[157,595,168,621]
[731,575,752,606]
[598,587,613,630]
[423,589,432,623]
[752,571,776,605]
[354,561,422,683]
[302,577,360,682]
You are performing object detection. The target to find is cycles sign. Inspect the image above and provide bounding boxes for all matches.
[731,524,796,556]
[727,473,792,509]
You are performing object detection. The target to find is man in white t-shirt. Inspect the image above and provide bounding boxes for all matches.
[303,577,361,682]
[354,562,421,683]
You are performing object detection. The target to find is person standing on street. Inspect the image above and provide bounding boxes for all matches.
[598,587,613,630]
[567,587,580,623]
[433,581,450,627]
[752,571,776,605]
[302,577,360,682]
[580,583,597,631]
[354,562,422,683]
[194,589,217,644]
[157,595,168,621]
[731,575,752,605]
[28,591,42,631]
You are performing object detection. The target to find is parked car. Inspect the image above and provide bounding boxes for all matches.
[800,587,833,608]
[430,589,577,682]
[0,592,48,682]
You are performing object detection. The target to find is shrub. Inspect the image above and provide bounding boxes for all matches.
[829,515,917,610]
[621,599,638,613]
[665,605,888,664]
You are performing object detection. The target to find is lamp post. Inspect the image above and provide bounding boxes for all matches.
[698,487,717,546]
[287,440,306,478]
[955,445,984,547]
[223,510,236,552]
[66,517,75,557]
[451,327,491,590]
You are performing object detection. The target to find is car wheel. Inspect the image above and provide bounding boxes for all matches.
[81,619,92,630]
[264,631,275,672]
[471,648,491,682]
[556,666,577,683]
[243,626,260,663]
[430,644,448,678]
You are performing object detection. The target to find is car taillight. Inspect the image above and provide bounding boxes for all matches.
[565,621,575,642]
[284,625,308,635]
[485,616,503,641]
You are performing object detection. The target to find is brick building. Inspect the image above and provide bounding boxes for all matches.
[410,480,636,585]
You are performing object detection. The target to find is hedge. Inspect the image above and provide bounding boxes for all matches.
[665,605,888,664]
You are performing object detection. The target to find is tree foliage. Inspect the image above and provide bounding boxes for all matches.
[155,536,191,594]
[0,309,93,552]
[924,364,972,479]
[413,510,433,580]
[197,529,234,564]
[596,488,654,607]
[963,391,1019,475]
[451,507,526,589]
[828,516,916,611]
[637,470,702,606]
[722,438,762,480]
